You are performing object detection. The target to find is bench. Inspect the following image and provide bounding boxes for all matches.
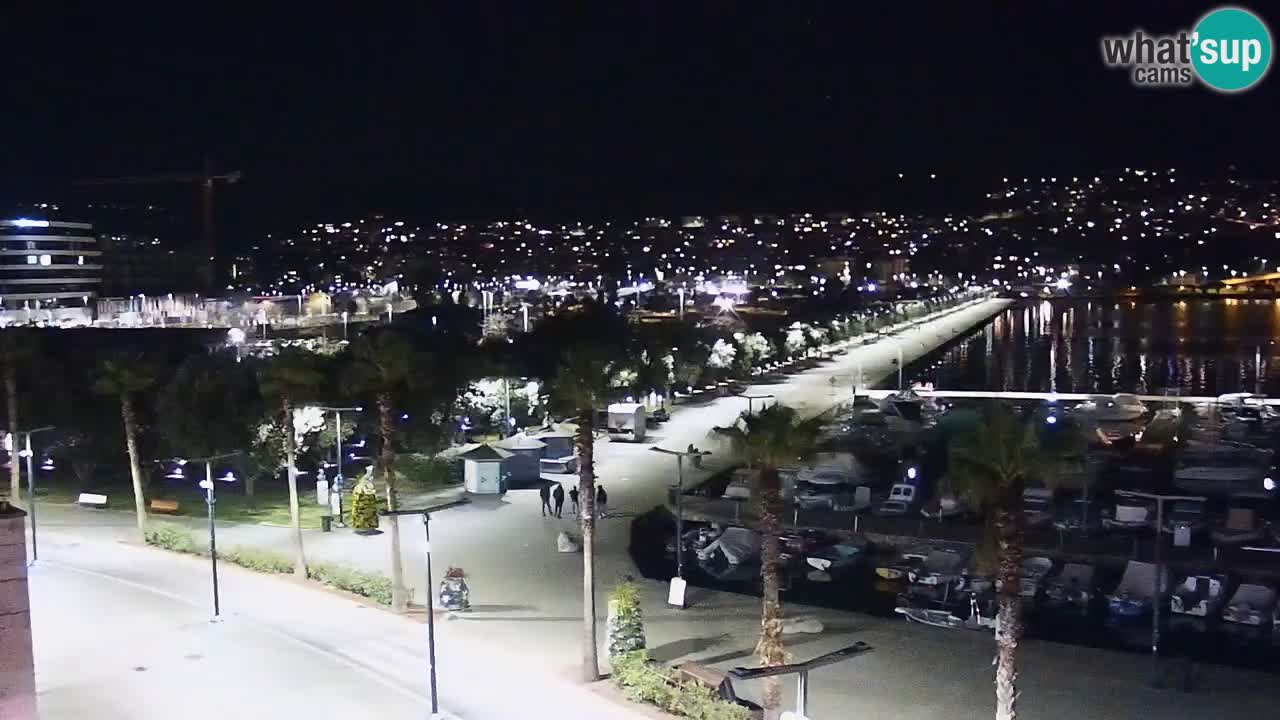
[672,662,763,719]
[149,499,180,513]
[76,492,108,509]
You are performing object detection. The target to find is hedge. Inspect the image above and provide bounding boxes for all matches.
[144,522,395,606]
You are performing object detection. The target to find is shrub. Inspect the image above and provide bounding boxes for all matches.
[607,579,646,657]
[144,522,398,607]
[144,523,199,554]
[222,547,295,574]
[611,651,750,720]
[349,477,380,531]
[309,562,398,606]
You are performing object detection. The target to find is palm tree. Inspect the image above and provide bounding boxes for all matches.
[346,330,415,611]
[947,403,1082,720]
[92,355,158,538]
[547,348,610,682]
[259,348,325,579]
[725,403,820,717]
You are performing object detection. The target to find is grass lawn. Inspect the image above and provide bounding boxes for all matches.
[36,455,459,530]
[37,478,332,529]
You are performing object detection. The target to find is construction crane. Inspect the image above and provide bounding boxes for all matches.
[74,158,243,291]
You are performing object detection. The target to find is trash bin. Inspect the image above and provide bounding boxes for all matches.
[321,515,333,533]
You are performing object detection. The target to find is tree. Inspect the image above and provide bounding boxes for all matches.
[156,354,261,492]
[345,330,416,611]
[947,403,1082,720]
[0,329,38,504]
[92,354,159,538]
[547,348,610,682]
[259,348,325,579]
[725,404,820,717]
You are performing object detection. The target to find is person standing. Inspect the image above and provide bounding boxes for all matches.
[569,486,580,516]
[552,483,565,518]
[596,485,608,519]
[539,483,552,517]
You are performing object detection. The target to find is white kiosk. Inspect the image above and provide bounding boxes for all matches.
[606,403,647,442]
[458,444,512,494]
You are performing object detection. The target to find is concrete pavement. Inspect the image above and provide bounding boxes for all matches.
[31,532,654,720]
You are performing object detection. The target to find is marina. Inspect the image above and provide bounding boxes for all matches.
[632,299,1280,673]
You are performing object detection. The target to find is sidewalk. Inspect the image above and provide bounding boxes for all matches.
[32,532,654,720]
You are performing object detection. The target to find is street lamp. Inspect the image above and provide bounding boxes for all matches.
[317,406,362,526]
[651,446,710,608]
[172,452,240,619]
[381,498,471,718]
[738,393,775,416]
[1115,489,1207,685]
[17,426,54,563]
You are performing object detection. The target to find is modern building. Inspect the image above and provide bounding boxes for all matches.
[0,218,100,324]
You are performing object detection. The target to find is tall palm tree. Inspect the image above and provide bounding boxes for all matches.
[947,403,1082,720]
[547,348,610,682]
[92,355,158,538]
[259,348,325,579]
[726,403,820,717]
[346,330,415,611]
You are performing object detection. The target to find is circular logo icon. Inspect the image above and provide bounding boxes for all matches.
[1191,7,1272,92]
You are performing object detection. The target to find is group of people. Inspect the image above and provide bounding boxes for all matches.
[539,482,608,519]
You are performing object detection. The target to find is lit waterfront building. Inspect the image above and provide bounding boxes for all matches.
[0,219,100,325]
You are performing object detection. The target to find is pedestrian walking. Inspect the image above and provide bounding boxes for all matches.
[539,483,552,517]
[552,483,565,518]
[569,486,580,516]
[596,485,608,519]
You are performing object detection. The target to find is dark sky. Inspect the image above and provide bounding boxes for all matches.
[2,2,1277,223]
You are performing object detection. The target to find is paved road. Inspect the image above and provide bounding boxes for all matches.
[30,533,652,720]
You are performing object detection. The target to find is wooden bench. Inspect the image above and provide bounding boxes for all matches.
[672,662,763,719]
[149,499,179,513]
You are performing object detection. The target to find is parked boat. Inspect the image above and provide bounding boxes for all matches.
[874,483,919,516]
[895,606,963,629]
[1076,394,1148,422]
[1102,499,1154,531]
[695,527,760,566]
[1161,500,1209,536]
[1044,563,1097,612]
[1020,557,1054,601]
[909,548,969,588]
[1170,574,1230,619]
[1106,561,1165,620]
[875,547,930,581]
[1211,505,1267,547]
[1222,584,1278,628]
[803,536,869,580]
[1173,443,1272,495]
[895,594,996,632]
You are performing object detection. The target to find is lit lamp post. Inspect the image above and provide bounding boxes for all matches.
[317,406,362,526]
[172,452,240,619]
[1115,489,1207,684]
[650,446,710,608]
[16,426,54,564]
[380,498,471,718]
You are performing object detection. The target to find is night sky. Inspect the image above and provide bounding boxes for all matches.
[2,3,1277,224]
